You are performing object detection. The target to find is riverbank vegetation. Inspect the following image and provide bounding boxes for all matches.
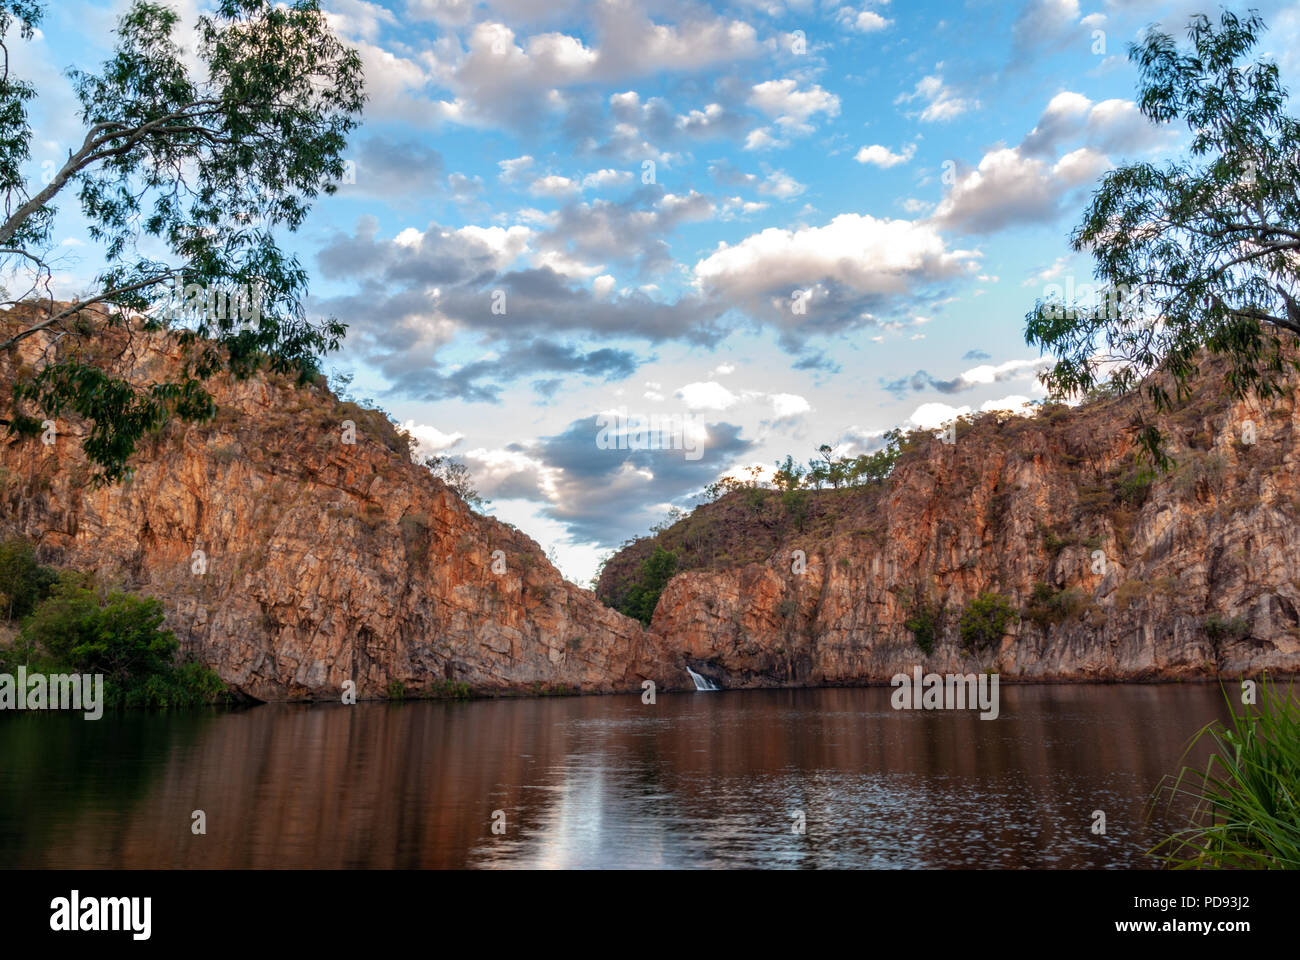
[1151,678,1300,869]
[0,537,228,708]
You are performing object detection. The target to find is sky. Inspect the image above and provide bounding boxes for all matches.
[18,0,1300,585]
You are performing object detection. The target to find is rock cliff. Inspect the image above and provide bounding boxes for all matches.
[603,360,1300,687]
[1,302,675,700]
[5,301,1299,700]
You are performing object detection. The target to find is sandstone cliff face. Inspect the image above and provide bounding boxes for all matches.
[6,302,1300,699]
[635,369,1300,687]
[1,303,677,699]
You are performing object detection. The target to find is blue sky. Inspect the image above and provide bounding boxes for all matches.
[20,0,1300,583]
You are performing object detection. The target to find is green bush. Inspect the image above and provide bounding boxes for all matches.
[959,592,1017,651]
[0,537,58,621]
[1205,614,1251,643]
[617,545,678,625]
[431,679,471,700]
[13,572,227,709]
[1115,464,1157,507]
[904,598,940,655]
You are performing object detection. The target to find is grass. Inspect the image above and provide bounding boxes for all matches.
[1149,677,1300,869]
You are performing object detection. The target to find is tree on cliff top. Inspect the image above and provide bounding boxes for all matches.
[0,0,364,481]
[1025,11,1300,467]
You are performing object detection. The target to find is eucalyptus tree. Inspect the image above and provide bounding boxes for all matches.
[1025,11,1300,465]
[0,0,364,481]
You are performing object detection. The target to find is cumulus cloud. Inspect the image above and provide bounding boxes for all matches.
[581,168,634,189]
[908,401,970,430]
[855,142,916,168]
[311,215,734,398]
[744,126,789,151]
[498,154,535,182]
[529,174,581,196]
[692,213,979,344]
[896,73,977,122]
[402,420,465,455]
[677,381,740,410]
[757,169,806,198]
[931,147,1056,232]
[837,7,893,33]
[425,6,763,131]
[748,78,841,133]
[1020,91,1171,158]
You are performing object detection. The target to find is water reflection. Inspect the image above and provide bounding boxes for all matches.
[0,684,1238,868]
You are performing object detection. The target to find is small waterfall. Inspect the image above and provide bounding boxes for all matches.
[685,665,719,691]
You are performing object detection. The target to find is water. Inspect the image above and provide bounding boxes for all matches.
[0,684,1240,869]
[685,666,718,691]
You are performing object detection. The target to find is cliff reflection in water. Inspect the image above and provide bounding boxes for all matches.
[0,684,1235,869]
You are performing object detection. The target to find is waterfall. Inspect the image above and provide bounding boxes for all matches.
[685,665,719,691]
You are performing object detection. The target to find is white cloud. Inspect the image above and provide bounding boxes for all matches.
[771,393,811,418]
[757,170,806,199]
[498,155,535,182]
[837,8,893,33]
[897,73,976,123]
[749,78,841,133]
[744,126,789,151]
[677,381,740,410]
[529,174,581,196]
[581,168,633,189]
[908,401,970,430]
[932,147,1063,234]
[1052,146,1109,185]
[402,420,465,455]
[693,213,979,302]
[980,394,1036,414]
[855,142,916,168]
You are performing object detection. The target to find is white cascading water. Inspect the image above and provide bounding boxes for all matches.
[685,665,719,691]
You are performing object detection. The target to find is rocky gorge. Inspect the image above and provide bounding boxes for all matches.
[3,301,1299,700]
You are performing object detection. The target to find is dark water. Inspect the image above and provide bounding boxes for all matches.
[0,684,1239,869]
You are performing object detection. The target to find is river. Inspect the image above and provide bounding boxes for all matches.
[0,683,1237,868]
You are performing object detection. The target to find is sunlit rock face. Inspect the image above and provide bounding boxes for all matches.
[5,302,1299,699]
[620,356,1300,687]
[0,302,682,700]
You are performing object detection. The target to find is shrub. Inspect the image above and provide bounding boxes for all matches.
[1023,583,1088,629]
[617,545,678,625]
[14,573,227,708]
[904,598,940,655]
[0,536,57,621]
[431,679,471,700]
[1205,614,1251,643]
[387,680,406,700]
[959,592,1017,651]
[1115,463,1157,507]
